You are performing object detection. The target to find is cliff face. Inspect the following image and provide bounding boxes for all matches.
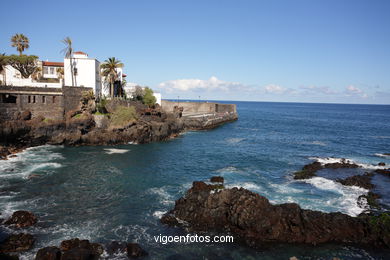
[162,181,390,248]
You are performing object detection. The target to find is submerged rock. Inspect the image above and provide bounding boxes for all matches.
[294,159,361,179]
[337,173,374,190]
[162,181,390,248]
[0,233,34,253]
[4,211,37,228]
[210,176,224,183]
[35,246,61,260]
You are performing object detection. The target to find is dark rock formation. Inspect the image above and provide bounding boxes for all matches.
[60,238,103,257]
[293,162,322,179]
[126,243,148,258]
[378,162,386,166]
[336,173,374,190]
[0,253,19,260]
[35,246,62,260]
[105,241,127,255]
[294,159,360,179]
[375,168,390,176]
[210,176,224,183]
[4,211,37,228]
[162,181,390,248]
[0,233,35,253]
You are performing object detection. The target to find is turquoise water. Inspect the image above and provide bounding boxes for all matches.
[1,101,390,259]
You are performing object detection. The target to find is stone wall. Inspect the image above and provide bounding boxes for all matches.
[161,100,236,114]
[0,86,92,121]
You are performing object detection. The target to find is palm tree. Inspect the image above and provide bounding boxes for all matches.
[0,53,7,85]
[57,67,64,86]
[100,57,124,97]
[11,34,29,55]
[61,37,74,86]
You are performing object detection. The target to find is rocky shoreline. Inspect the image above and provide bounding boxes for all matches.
[161,177,390,249]
[0,103,238,160]
[0,211,148,259]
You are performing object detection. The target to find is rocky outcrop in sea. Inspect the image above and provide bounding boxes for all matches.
[161,178,390,248]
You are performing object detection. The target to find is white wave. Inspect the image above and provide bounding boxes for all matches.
[128,141,138,145]
[310,156,388,170]
[226,182,262,192]
[147,187,174,206]
[215,166,243,174]
[225,138,245,144]
[375,153,390,158]
[153,210,167,219]
[0,162,62,179]
[104,148,130,154]
[309,141,327,146]
[302,177,368,216]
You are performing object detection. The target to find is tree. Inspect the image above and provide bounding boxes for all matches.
[100,57,124,97]
[61,37,75,86]
[133,85,145,101]
[11,34,30,56]
[143,87,157,107]
[6,55,39,78]
[0,53,7,85]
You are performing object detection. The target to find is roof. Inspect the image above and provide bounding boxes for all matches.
[74,51,88,55]
[42,61,64,67]
[122,74,127,77]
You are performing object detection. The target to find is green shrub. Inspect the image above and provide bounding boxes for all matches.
[96,97,108,113]
[110,106,138,127]
[143,87,156,107]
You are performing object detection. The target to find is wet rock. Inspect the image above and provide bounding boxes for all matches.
[162,180,390,248]
[378,162,386,166]
[0,233,34,253]
[4,211,37,228]
[358,192,381,209]
[160,215,179,226]
[210,176,224,183]
[35,246,61,260]
[126,243,148,258]
[375,169,390,176]
[293,162,322,179]
[0,253,19,260]
[61,247,98,260]
[60,238,103,256]
[337,173,374,190]
[105,241,127,255]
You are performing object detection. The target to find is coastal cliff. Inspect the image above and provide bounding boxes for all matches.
[0,99,238,159]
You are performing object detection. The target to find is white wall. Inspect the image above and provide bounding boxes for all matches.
[2,65,61,88]
[64,54,101,95]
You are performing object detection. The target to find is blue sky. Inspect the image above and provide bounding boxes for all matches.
[1,0,390,104]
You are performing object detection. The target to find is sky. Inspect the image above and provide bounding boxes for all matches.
[1,0,390,104]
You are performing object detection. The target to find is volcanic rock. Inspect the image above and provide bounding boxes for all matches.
[378,162,386,166]
[162,181,390,248]
[126,243,148,258]
[0,233,34,253]
[35,246,62,260]
[4,211,37,228]
[210,176,224,183]
[337,173,374,190]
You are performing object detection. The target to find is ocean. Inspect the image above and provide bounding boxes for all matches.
[1,101,390,259]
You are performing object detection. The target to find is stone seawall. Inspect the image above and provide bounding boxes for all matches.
[182,112,238,130]
[0,85,92,122]
[161,100,237,115]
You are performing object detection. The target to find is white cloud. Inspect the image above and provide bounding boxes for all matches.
[264,84,287,94]
[300,85,337,95]
[159,76,243,93]
[345,85,368,98]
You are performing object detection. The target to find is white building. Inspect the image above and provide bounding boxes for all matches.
[64,51,101,95]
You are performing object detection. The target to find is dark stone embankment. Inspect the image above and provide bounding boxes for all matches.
[161,179,390,249]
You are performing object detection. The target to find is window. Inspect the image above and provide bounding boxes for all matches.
[2,94,17,103]
[49,67,55,74]
[42,96,46,103]
[43,66,49,74]
[28,96,31,103]
[33,96,36,103]
[52,96,56,103]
